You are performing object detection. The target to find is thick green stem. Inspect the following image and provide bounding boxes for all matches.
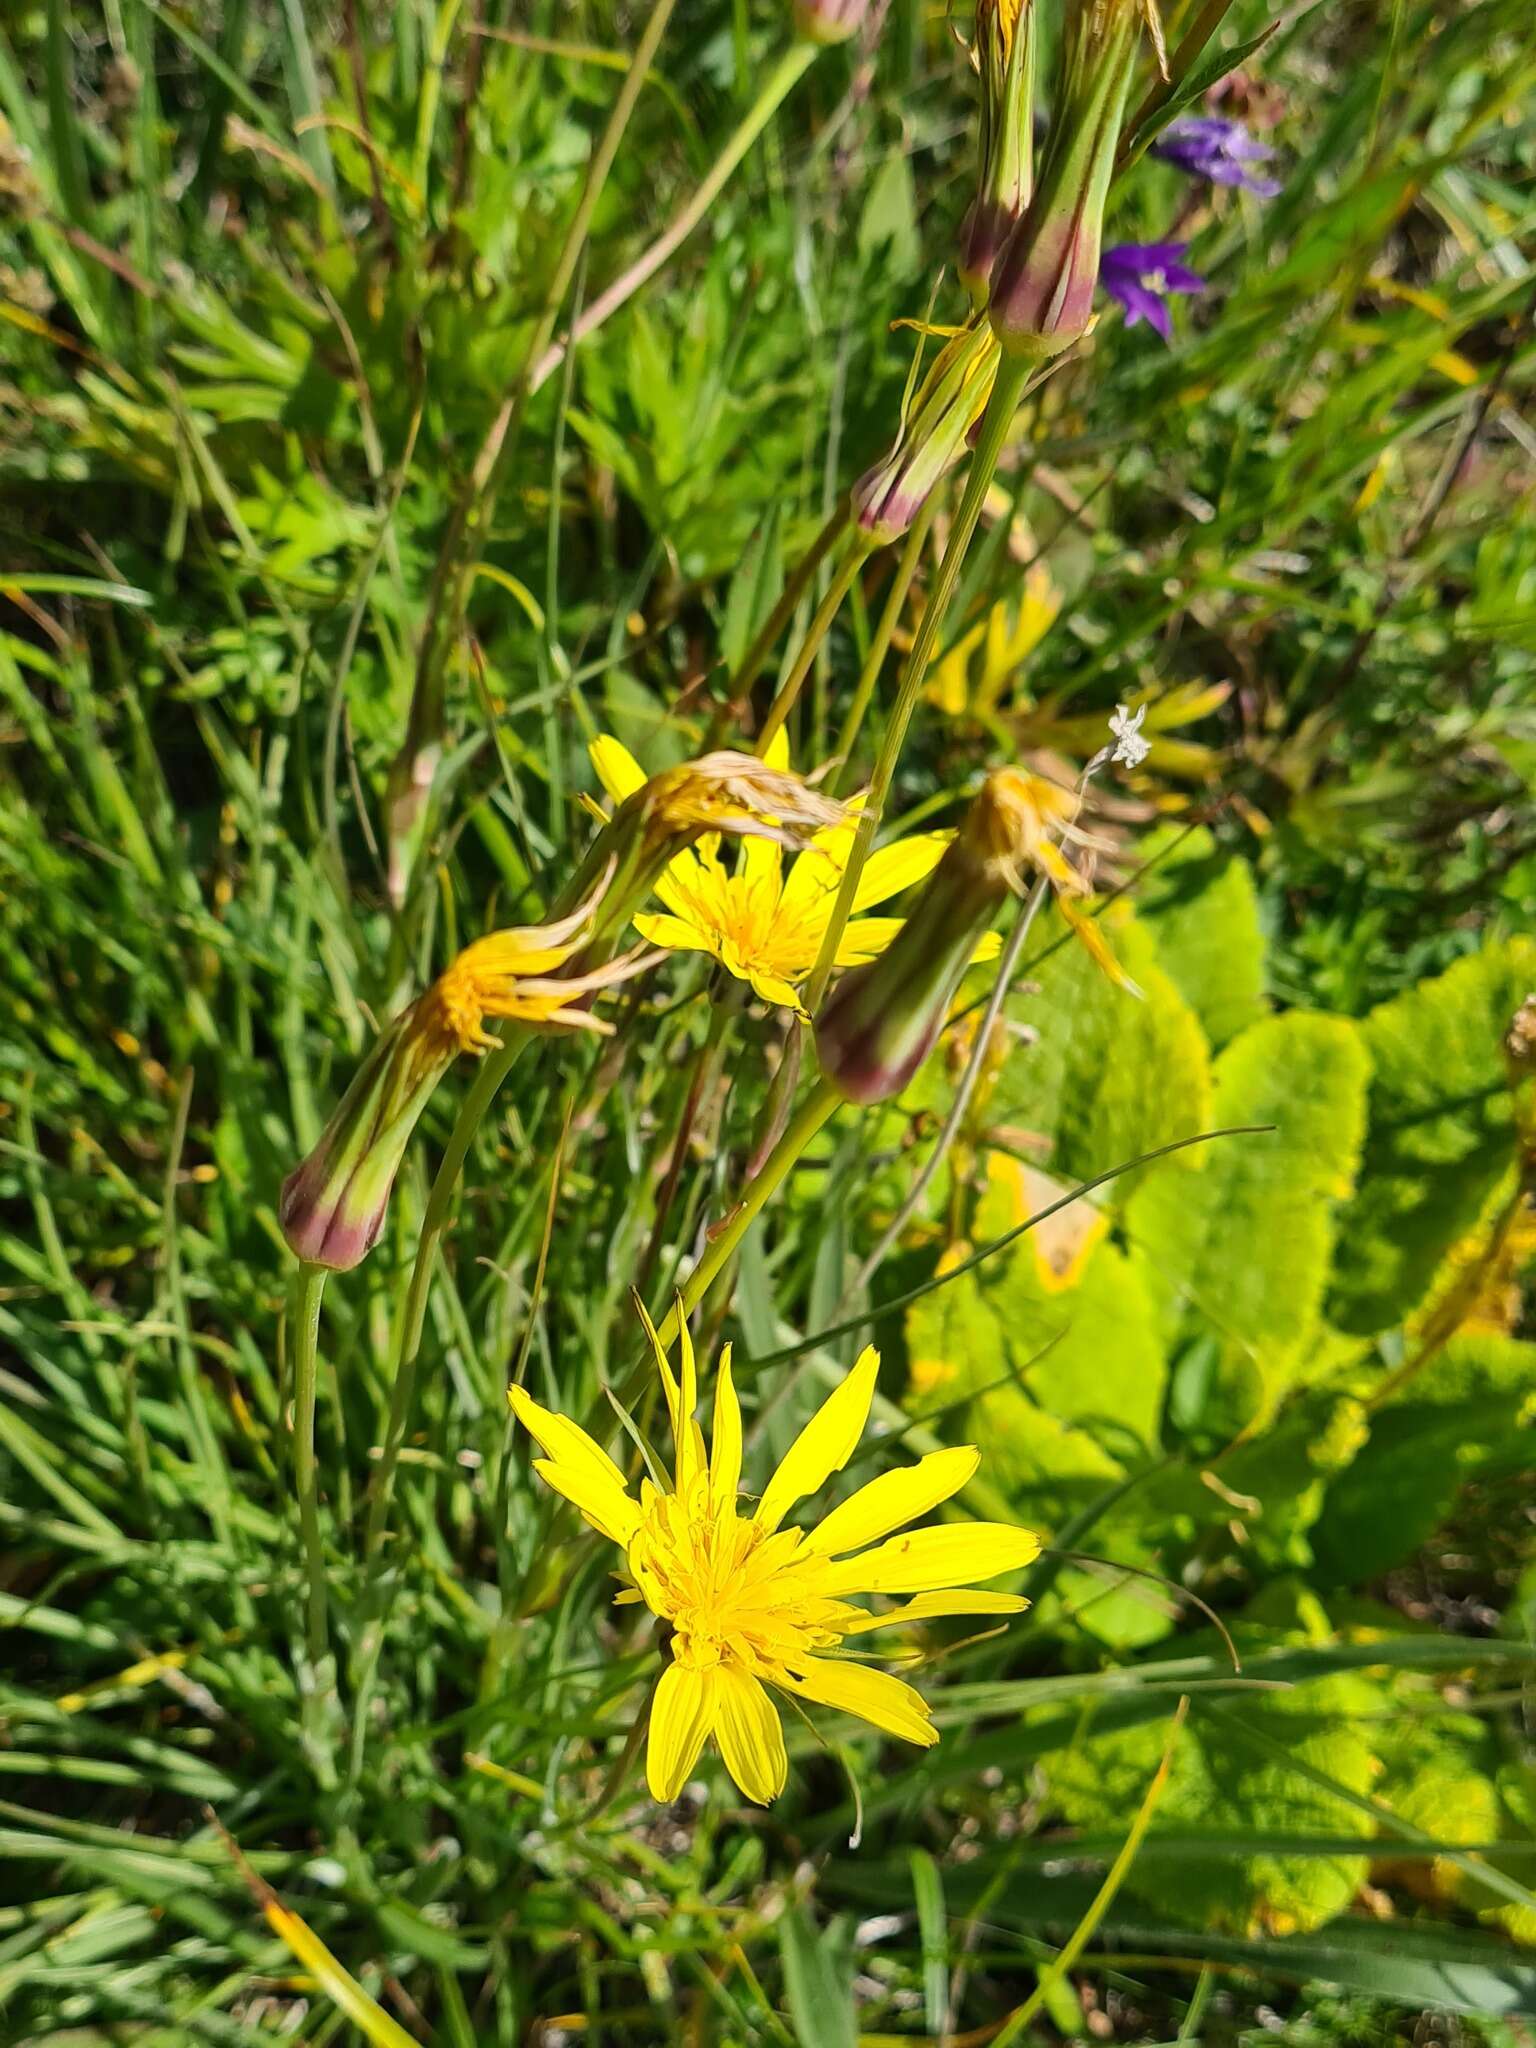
[756,540,871,754]
[804,354,1034,1017]
[830,495,938,793]
[290,1260,330,1674]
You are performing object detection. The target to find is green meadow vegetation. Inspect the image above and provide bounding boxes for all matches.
[2,0,1535,2041]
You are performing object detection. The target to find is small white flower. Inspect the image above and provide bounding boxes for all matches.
[1108,702,1151,769]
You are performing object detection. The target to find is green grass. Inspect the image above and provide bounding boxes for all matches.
[2,0,1535,2042]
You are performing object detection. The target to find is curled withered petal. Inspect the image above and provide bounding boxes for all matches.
[646,752,846,846]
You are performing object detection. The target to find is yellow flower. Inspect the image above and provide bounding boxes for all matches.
[589,734,957,1013]
[281,878,646,1270]
[509,1315,1040,1805]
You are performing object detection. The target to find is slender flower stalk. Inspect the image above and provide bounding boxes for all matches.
[512,1313,1039,1803]
[755,537,873,754]
[831,493,939,791]
[289,1260,333,1765]
[803,351,1036,1019]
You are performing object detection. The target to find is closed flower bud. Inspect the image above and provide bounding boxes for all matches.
[815,768,1134,1103]
[959,0,1037,304]
[988,0,1141,361]
[852,320,999,546]
[793,0,868,43]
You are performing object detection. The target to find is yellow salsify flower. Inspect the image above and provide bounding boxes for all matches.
[588,733,978,1014]
[281,878,650,1271]
[509,1313,1040,1805]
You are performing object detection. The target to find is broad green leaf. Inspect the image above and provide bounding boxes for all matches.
[1329,938,1536,1335]
[906,1159,1167,1512]
[1312,1331,1536,1584]
[1040,1659,1381,1936]
[995,898,1214,1201]
[1135,826,1268,1048]
[1125,1012,1371,1427]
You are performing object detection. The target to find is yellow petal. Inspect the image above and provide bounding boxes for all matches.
[589,734,647,805]
[833,915,904,967]
[805,1446,979,1557]
[821,1520,1040,1595]
[710,1344,742,1515]
[840,1589,1029,1633]
[530,1457,641,1547]
[1058,897,1143,997]
[714,1663,788,1804]
[633,911,718,957]
[852,832,950,912]
[747,968,806,1012]
[778,1656,936,1746]
[633,1297,683,1466]
[509,1385,637,1510]
[676,1310,699,1490]
[762,726,792,773]
[647,1660,717,1801]
[755,1346,880,1534]
[971,930,1003,963]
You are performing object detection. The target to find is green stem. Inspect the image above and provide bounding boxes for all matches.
[829,494,937,793]
[363,1032,531,1559]
[755,539,871,754]
[637,990,741,1293]
[651,1074,839,1355]
[715,498,852,737]
[291,1260,330,1674]
[804,354,1034,1017]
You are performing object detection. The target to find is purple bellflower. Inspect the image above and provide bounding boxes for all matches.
[1100,242,1203,341]
[1153,114,1280,196]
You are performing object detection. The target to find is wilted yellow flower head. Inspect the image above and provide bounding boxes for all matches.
[590,734,958,1012]
[281,878,647,1271]
[510,1311,1039,1805]
[816,767,1136,1104]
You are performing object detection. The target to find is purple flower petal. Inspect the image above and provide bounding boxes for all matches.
[1100,241,1204,345]
[1154,114,1281,197]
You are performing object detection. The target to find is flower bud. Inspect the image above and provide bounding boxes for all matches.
[280,885,640,1269]
[987,0,1141,361]
[815,773,1033,1103]
[852,321,999,546]
[815,768,1134,1102]
[793,0,868,43]
[959,0,1037,304]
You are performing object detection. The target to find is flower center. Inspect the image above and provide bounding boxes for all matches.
[627,1480,845,1674]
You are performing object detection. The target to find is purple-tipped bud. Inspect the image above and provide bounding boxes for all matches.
[852,320,999,546]
[280,1013,448,1271]
[987,0,1141,361]
[793,0,868,43]
[815,771,1046,1103]
[959,0,1037,305]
